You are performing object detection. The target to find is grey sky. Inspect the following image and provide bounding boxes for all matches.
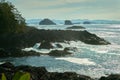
[7,0,120,20]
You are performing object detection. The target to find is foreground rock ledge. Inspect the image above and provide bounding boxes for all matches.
[0,62,92,80]
[0,62,120,80]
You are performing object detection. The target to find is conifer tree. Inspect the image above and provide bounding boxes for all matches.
[0,0,26,33]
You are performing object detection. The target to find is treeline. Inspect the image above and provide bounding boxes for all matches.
[0,0,26,34]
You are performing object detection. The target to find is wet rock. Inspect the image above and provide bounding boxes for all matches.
[39,18,56,25]
[48,50,72,57]
[99,74,120,80]
[99,76,107,80]
[0,48,10,57]
[64,20,73,25]
[0,62,14,69]
[55,43,63,48]
[64,47,77,52]
[40,72,93,80]
[39,41,53,49]
[0,48,40,58]
[79,30,110,45]
[66,26,85,29]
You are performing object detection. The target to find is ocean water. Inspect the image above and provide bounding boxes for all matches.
[0,24,120,78]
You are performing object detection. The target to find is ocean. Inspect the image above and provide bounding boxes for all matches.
[0,24,120,78]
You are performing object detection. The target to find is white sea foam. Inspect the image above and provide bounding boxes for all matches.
[90,47,109,54]
[96,32,119,38]
[107,25,120,28]
[0,62,5,65]
[56,57,96,65]
[107,53,120,56]
[33,43,40,49]
[22,47,50,53]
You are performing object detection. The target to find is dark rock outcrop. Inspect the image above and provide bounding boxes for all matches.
[66,26,85,29]
[0,48,40,57]
[39,41,53,49]
[40,72,93,80]
[55,44,63,48]
[48,50,72,57]
[0,27,110,49]
[99,74,120,80]
[0,27,110,57]
[64,47,77,52]
[1,62,120,80]
[39,18,56,25]
[0,62,14,69]
[64,20,73,25]
[0,62,93,80]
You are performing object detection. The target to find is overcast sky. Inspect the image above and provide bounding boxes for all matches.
[7,0,120,20]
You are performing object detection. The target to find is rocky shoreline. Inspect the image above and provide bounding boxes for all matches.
[0,27,119,80]
[0,27,110,58]
[0,62,120,80]
[0,27,110,57]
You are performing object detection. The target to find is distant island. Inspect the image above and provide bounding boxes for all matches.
[27,19,120,25]
[39,18,56,25]
[64,20,73,25]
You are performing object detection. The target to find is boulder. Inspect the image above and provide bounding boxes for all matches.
[99,74,120,80]
[64,47,77,52]
[0,62,14,69]
[64,20,73,25]
[0,48,9,57]
[48,50,72,57]
[66,26,85,29]
[55,44,63,48]
[0,48,41,58]
[39,41,53,49]
[39,18,56,25]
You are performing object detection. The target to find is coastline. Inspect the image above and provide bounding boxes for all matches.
[0,62,120,80]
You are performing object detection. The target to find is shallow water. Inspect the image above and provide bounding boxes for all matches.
[0,24,120,78]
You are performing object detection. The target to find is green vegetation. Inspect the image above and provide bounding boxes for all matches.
[1,72,30,80]
[0,0,26,34]
[1,73,6,80]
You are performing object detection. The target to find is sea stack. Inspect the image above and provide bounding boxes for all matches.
[64,20,73,25]
[39,18,56,25]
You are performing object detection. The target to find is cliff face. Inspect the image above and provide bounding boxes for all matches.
[39,18,56,25]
